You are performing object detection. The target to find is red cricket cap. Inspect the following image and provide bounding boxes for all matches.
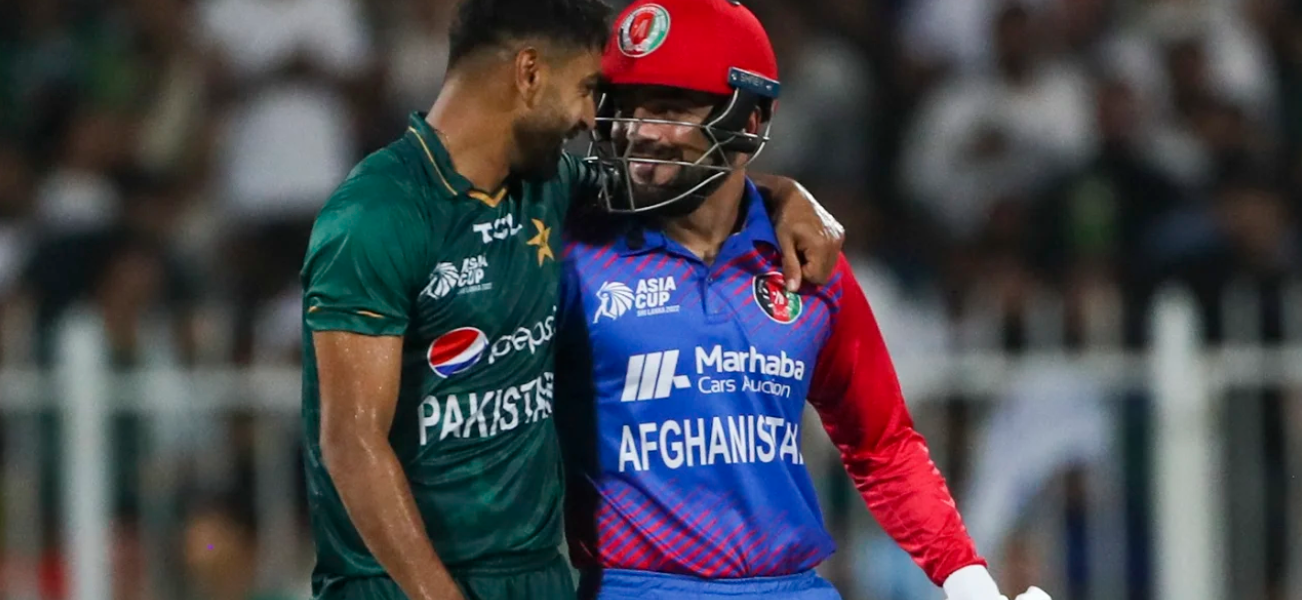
[602,0,780,100]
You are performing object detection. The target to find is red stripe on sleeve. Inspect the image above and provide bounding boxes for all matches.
[807,255,985,586]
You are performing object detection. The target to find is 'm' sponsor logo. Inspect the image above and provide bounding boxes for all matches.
[621,351,692,401]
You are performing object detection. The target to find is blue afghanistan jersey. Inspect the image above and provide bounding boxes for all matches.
[555,181,984,583]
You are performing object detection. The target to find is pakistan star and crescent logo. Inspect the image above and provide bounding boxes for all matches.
[527,218,554,265]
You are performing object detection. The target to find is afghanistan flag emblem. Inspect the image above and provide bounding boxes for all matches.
[752,272,803,324]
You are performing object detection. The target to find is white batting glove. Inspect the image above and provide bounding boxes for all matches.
[942,565,1002,600]
[942,566,1053,600]
[1012,587,1052,600]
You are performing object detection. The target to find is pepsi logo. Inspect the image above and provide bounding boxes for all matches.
[427,327,488,378]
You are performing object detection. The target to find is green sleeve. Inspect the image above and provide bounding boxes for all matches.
[302,177,431,337]
[557,152,605,218]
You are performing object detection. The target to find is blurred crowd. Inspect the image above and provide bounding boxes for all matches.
[751,0,1302,351]
[1,0,1301,598]
[1,0,1299,369]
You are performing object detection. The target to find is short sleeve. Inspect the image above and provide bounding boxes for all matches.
[557,152,605,219]
[302,178,430,337]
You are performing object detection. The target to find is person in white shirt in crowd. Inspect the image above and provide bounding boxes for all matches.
[198,0,372,363]
[901,2,1096,243]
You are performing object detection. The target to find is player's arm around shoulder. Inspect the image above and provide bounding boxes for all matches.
[550,152,604,221]
[750,174,845,290]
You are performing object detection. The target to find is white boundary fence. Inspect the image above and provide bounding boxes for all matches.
[0,286,1299,600]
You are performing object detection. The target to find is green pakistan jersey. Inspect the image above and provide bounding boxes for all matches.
[300,113,599,596]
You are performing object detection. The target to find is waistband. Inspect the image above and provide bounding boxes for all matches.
[581,568,836,598]
[448,548,564,576]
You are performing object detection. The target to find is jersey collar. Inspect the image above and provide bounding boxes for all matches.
[738,179,781,250]
[615,178,780,258]
[405,112,509,207]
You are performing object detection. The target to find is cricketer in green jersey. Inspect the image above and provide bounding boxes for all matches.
[299,1,844,600]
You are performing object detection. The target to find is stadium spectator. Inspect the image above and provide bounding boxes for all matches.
[198,0,373,363]
[901,2,1095,244]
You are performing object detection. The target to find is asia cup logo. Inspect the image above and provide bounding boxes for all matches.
[752,273,803,324]
[593,281,635,323]
[618,4,671,58]
[427,327,488,378]
[423,262,460,300]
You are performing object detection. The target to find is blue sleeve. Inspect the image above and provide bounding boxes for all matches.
[555,244,595,396]
[558,249,585,334]
[554,247,602,501]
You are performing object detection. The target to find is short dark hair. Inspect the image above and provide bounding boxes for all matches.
[447,0,612,69]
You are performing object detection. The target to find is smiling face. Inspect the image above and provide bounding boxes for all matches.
[618,88,714,182]
[510,48,602,182]
[605,85,751,211]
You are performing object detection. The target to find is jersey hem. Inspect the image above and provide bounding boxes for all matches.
[447,547,565,576]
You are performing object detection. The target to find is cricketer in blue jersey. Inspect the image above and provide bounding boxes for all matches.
[554,2,1053,600]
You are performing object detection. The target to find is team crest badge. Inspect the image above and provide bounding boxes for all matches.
[618,4,671,58]
[752,273,803,324]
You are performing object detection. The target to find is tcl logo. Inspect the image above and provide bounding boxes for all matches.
[473,214,524,244]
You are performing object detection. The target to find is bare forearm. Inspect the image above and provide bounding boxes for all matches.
[749,172,795,202]
[325,438,463,600]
